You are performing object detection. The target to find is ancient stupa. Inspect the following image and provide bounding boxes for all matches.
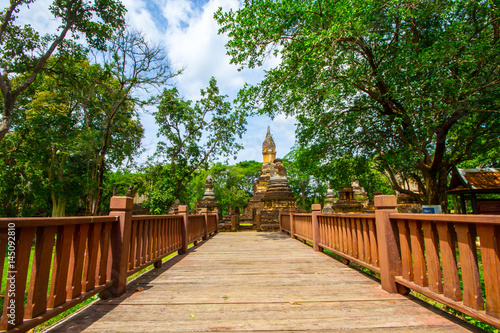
[195,175,219,213]
[246,126,295,222]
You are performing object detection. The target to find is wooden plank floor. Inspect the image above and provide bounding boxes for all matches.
[47,232,481,332]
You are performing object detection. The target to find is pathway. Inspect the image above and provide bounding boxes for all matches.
[47,232,480,332]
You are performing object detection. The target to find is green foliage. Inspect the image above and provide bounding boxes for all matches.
[216,0,500,207]
[209,160,261,215]
[284,146,393,210]
[144,77,247,214]
[0,0,127,140]
[0,55,144,217]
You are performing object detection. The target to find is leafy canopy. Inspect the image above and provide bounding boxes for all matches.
[216,0,500,206]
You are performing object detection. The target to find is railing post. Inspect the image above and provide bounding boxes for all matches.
[109,196,133,297]
[201,208,209,240]
[255,209,261,231]
[279,209,283,232]
[375,195,403,293]
[178,205,188,254]
[290,207,296,239]
[312,204,321,251]
[213,208,219,234]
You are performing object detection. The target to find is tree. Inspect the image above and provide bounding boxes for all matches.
[84,28,178,215]
[216,0,500,208]
[210,160,261,215]
[0,0,126,141]
[145,77,247,214]
[0,55,145,217]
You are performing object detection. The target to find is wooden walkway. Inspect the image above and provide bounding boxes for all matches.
[47,232,480,332]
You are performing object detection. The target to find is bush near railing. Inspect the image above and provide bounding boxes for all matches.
[279,196,500,329]
[0,197,218,333]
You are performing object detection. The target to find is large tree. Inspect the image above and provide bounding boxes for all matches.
[216,0,500,207]
[85,28,178,215]
[0,56,145,217]
[145,77,247,214]
[0,0,126,141]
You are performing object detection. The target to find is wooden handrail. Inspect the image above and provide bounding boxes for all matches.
[0,216,116,332]
[0,197,217,332]
[278,196,500,329]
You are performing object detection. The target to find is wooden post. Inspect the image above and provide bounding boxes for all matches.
[213,208,219,234]
[109,196,133,297]
[312,204,321,251]
[279,209,283,232]
[178,205,188,254]
[255,209,261,231]
[290,207,296,239]
[201,208,209,240]
[375,195,403,293]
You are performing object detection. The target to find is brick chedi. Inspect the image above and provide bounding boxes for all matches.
[246,127,296,226]
[246,126,276,213]
[195,175,219,213]
[261,159,296,210]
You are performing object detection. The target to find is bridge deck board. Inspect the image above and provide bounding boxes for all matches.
[47,232,480,332]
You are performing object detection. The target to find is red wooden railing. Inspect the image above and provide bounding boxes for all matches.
[0,216,117,332]
[281,214,291,233]
[207,213,218,234]
[293,214,313,243]
[389,213,500,329]
[0,197,218,332]
[187,215,205,244]
[317,214,379,273]
[279,195,500,329]
[128,215,183,276]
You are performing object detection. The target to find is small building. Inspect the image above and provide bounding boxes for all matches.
[448,168,500,214]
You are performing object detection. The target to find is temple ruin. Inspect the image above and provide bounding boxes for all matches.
[246,127,296,226]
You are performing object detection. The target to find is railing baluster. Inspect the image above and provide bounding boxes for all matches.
[98,222,112,285]
[67,223,89,299]
[422,221,443,293]
[129,221,138,270]
[409,220,428,287]
[398,219,413,282]
[356,218,363,261]
[82,223,101,293]
[477,224,500,318]
[436,221,462,301]
[48,224,75,308]
[25,226,57,319]
[456,223,484,310]
[0,227,35,330]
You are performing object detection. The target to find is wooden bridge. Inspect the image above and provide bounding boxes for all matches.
[46,232,479,332]
[0,195,499,332]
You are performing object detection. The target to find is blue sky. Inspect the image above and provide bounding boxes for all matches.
[17,0,297,164]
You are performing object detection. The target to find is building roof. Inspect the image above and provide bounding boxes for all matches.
[448,168,500,194]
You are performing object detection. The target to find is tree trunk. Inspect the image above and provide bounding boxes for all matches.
[0,95,14,141]
[51,193,66,217]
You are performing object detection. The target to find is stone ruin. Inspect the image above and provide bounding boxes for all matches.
[195,175,219,213]
[322,184,336,214]
[245,126,296,229]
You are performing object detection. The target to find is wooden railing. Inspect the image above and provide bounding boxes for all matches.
[388,212,500,329]
[0,216,117,332]
[317,214,379,273]
[281,214,291,233]
[293,214,313,243]
[0,197,218,332]
[279,195,500,329]
[187,215,205,244]
[128,215,183,276]
[207,214,218,234]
